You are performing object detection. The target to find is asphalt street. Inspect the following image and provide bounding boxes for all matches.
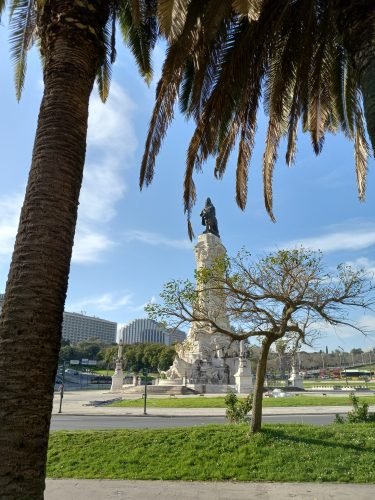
[50,413,338,430]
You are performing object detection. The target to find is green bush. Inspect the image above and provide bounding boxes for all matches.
[225,391,253,423]
[335,393,375,424]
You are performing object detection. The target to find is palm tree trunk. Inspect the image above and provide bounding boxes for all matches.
[333,0,375,153]
[0,2,109,498]
[250,336,274,433]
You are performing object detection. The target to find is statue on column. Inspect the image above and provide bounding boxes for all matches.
[111,338,125,392]
[200,198,220,238]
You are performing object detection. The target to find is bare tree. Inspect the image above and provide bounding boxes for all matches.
[146,248,374,433]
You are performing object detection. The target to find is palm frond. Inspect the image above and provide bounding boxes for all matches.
[9,0,37,101]
[96,13,114,103]
[235,83,260,209]
[179,58,195,114]
[118,0,157,83]
[187,2,234,121]
[128,0,143,27]
[263,115,284,222]
[285,88,300,166]
[232,0,263,21]
[0,0,7,21]
[157,0,190,41]
[140,0,203,189]
[343,57,357,138]
[214,117,239,179]
[354,101,369,200]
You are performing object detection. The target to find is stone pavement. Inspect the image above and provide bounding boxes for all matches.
[45,479,375,499]
[52,390,375,417]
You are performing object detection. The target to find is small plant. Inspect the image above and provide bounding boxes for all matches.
[335,393,375,424]
[334,413,345,424]
[225,391,253,423]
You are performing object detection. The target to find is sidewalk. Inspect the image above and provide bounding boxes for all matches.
[52,390,375,417]
[45,479,375,499]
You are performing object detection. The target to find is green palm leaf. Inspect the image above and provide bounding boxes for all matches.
[118,0,157,84]
[157,0,190,41]
[141,0,374,230]
[9,0,37,101]
[0,0,7,20]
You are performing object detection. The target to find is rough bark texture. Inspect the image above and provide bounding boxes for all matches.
[251,336,274,433]
[333,0,375,153]
[0,1,109,498]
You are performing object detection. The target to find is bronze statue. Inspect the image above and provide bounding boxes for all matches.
[200,198,220,237]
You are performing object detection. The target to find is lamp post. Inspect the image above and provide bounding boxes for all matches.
[58,360,66,414]
[338,346,348,384]
[369,351,373,381]
[143,367,148,415]
[351,352,355,367]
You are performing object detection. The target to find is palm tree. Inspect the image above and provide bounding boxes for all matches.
[0,1,157,498]
[141,0,374,234]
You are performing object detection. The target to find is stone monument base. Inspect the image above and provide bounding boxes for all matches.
[111,373,124,392]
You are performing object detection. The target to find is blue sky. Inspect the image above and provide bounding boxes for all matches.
[0,28,374,352]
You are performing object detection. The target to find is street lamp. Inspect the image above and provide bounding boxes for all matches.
[369,351,373,381]
[338,346,348,384]
[58,360,66,414]
[143,367,148,415]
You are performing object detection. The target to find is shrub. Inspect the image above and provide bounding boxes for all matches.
[335,393,375,424]
[225,391,253,423]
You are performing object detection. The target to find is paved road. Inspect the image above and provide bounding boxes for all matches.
[50,413,339,430]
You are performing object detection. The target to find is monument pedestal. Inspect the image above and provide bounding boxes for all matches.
[288,365,304,390]
[111,340,124,392]
[111,362,124,392]
[162,232,240,388]
[111,374,124,391]
[234,342,253,394]
[234,372,253,394]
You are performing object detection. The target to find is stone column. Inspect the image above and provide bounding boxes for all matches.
[111,339,124,392]
[193,233,231,332]
[288,364,304,390]
[234,341,254,394]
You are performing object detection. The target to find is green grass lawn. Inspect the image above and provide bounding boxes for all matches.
[47,424,375,482]
[110,395,375,408]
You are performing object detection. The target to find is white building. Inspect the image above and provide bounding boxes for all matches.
[62,311,117,345]
[120,319,186,346]
[167,328,187,345]
[0,295,116,345]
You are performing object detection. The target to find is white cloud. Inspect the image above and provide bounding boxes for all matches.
[67,292,133,312]
[0,83,138,266]
[345,257,375,277]
[72,227,115,264]
[0,193,23,259]
[87,83,137,154]
[78,158,127,224]
[73,82,138,262]
[124,230,192,250]
[313,315,375,345]
[280,221,375,253]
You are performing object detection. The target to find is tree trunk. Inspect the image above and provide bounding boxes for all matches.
[333,0,375,153]
[0,2,109,498]
[250,336,274,433]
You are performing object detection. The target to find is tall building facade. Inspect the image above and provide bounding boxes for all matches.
[167,328,187,345]
[62,312,117,345]
[0,295,116,345]
[120,319,186,346]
